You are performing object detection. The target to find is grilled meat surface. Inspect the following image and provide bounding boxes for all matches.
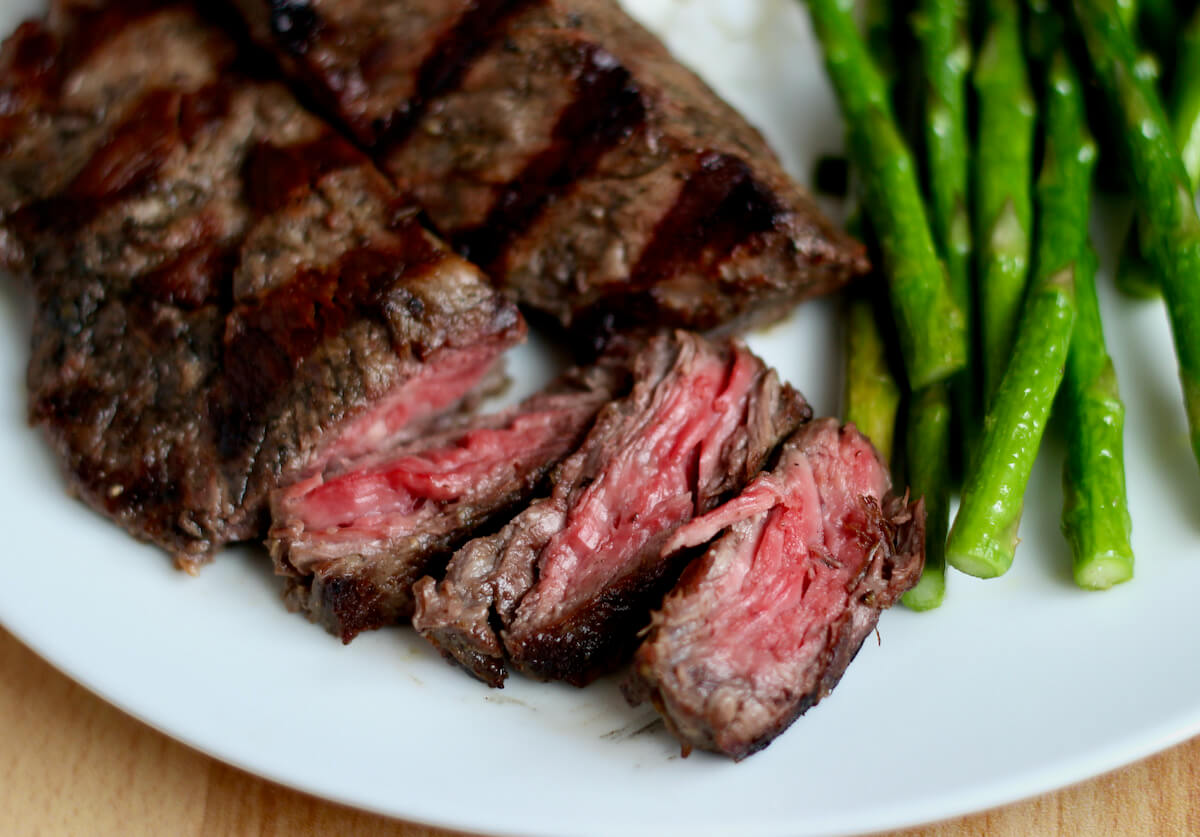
[229,0,869,351]
[412,331,811,687]
[0,1,523,566]
[623,419,925,760]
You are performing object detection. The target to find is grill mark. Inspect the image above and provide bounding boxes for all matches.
[216,235,445,458]
[67,87,181,200]
[453,43,646,272]
[7,88,181,239]
[242,133,367,215]
[178,79,238,145]
[59,0,193,77]
[369,0,536,151]
[1,21,59,100]
[136,242,237,310]
[0,2,230,148]
[630,151,785,287]
[9,80,239,238]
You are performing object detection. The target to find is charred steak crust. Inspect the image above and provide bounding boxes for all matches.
[268,353,632,641]
[622,419,926,760]
[0,2,523,566]
[412,331,812,687]
[228,0,869,348]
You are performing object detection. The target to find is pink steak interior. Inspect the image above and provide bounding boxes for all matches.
[514,344,766,620]
[666,422,891,676]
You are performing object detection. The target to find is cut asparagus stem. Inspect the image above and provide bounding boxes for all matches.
[1061,247,1135,590]
[947,51,1092,579]
[804,0,968,391]
[973,0,1035,403]
[903,0,968,607]
[1073,0,1200,476]
[901,384,950,610]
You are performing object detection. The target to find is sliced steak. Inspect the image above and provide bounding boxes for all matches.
[0,2,523,566]
[412,331,810,687]
[227,0,869,351]
[269,355,630,641]
[623,419,925,760]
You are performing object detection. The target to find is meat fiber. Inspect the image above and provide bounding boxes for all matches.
[623,419,925,760]
[412,331,811,687]
[0,1,523,566]
[227,0,869,351]
[269,355,629,641]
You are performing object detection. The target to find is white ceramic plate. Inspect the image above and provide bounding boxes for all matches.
[2,2,1199,836]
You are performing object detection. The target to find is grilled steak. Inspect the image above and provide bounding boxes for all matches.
[227,0,869,351]
[623,419,925,760]
[0,1,523,567]
[270,354,630,641]
[412,331,810,687]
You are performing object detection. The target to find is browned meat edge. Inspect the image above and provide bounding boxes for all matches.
[0,1,523,566]
[228,0,869,352]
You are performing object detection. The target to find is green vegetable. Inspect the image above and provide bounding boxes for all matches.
[1172,10,1200,189]
[947,51,1092,579]
[1061,246,1135,590]
[973,0,1036,402]
[844,291,901,464]
[914,0,972,324]
[862,0,897,82]
[901,384,950,610]
[897,0,967,610]
[804,0,968,390]
[1116,6,1200,299]
[1073,0,1200,475]
[1137,0,1178,79]
[1116,0,1137,29]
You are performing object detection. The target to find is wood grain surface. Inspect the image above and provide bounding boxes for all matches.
[2,625,1197,837]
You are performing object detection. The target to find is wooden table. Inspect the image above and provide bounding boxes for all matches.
[2,626,1197,836]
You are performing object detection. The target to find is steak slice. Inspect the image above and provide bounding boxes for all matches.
[412,331,810,687]
[269,354,630,641]
[623,419,925,760]
[227,0,869,350]
[0,2,523,566]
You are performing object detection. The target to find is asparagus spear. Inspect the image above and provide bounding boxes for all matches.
[1061,246,1135,590]
[914,0,972,320]
[1173,10,1200,189]
[947,51,1092,579]
[901,384,950,609]
[1072,0,1200,475]
[844,291,901,465]
[1116,7,1200,298]
[1137,0,1178,80]
[973,0,1036,402]
[1023,0,1060,73]
[862,0,896,83]
[1116,0,1137,29]
[898,0,968,610]
[804,0,968,391]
